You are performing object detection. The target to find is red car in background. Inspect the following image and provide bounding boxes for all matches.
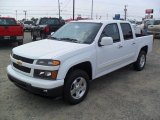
[0,17,24,46]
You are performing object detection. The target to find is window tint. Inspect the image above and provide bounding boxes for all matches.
[120,23,133,40]
[154,20,160,25]
[0,18,17,25]
[24,21,33,25]
[39,18,60,25]
[101,23,120,43]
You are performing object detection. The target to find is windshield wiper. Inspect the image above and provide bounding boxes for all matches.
[50,37,60,40]
[59,38,80,43]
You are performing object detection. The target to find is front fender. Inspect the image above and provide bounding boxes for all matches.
[56,49,96,80]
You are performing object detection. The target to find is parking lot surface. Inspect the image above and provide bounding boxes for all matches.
[0,32,160,120]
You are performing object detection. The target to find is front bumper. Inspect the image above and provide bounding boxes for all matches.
[7,65,64,97]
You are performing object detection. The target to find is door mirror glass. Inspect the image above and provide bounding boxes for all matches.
[100,37,113,46]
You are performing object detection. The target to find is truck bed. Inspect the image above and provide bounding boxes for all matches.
[135,35,153,54]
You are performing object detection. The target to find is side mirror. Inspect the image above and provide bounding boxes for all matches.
[51,32,54,36]
[99,37,113,46]
[48,32,55,39]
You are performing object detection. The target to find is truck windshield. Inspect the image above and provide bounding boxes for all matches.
[24,21,33,25]
[154,20,160,25]
[51,22,102,44]
[39,18,59,25]
[0,18,17,25]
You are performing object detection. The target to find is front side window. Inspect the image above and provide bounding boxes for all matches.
[120,23,133,40]
[100,23,120,43]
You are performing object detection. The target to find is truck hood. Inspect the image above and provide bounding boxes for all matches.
[13,39,89,59]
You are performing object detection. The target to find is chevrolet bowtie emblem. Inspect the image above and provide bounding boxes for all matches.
[16,60,23,66]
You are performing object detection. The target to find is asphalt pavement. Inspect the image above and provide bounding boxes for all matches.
[0,32,160,120]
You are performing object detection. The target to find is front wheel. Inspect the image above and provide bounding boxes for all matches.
[63,69,90,105]
[32,35,37,41]
[133,51,146,71]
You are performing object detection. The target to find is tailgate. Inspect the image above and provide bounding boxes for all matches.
[0,25,23,36]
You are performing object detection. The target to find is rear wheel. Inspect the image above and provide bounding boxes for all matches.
[63,69,90,105]
[133,51,146,71]
[32,35,37,41]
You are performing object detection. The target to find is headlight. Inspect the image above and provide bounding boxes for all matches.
[36,59,60,66]
[34,69,58,80]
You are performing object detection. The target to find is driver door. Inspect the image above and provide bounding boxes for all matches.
[96,23,125,77]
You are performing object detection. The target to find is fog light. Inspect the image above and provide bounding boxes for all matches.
[39,71,51,77]
[43,89,48,93]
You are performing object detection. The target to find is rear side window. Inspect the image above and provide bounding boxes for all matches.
[101,23,120,43]
[0,18,17,25]
[120,23,133,40]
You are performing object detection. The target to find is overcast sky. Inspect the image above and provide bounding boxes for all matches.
[0,0,160,20]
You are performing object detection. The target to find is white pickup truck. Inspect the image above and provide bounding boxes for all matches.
[7,20,153,104]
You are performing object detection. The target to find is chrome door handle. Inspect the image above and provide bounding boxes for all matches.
[118,44,123,48]
[132,42,136,45]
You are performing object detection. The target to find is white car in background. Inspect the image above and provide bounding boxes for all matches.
[129,20,141,34]
[23,20,34,31]
[132,24,141,34]
[147,19,160,37]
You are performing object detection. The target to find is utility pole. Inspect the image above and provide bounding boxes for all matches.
[73,0,75,20]
[23,10,27,20]
[16,10,17,20]
[58,0,61,19]
[124,5,127,21]
[91,0,93,19]
[106,13,108,20]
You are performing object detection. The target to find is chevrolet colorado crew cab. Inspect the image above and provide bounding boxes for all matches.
[0,17,24,45]
[7,20,153,104]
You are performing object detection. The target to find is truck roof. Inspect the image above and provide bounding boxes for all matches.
[72,20,130,24]
[0,17,15,19]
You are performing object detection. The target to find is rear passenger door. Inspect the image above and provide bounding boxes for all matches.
[120,23,136,62]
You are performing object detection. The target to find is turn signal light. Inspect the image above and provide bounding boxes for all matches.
[51,71,58,79]
[52,60,60,66]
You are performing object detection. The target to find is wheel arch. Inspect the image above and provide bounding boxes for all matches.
[64,61,92,83]
[140,45,148,54]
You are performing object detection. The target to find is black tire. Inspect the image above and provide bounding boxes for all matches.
[133,50,146,71]
[17,40,23,46]
[63,69,90,105]
[32,35,37,41]
[41,33,46,39]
